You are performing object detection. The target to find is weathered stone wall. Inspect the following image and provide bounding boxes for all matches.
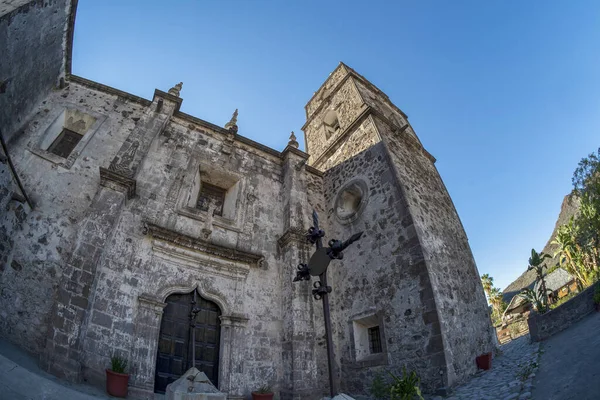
[528,280,600,342]
[0,0,71,336]
[323,135,445,395]
[0,154,29,282]
[0,80,144,355]
[305,64,349,122]
[75,110,319,397]
[352,79,419,145]
[0,0,71,142]
[2,72,331,397]
[302,66,493,393]
[2,53,494,398]
[0,0,34,16]
[317,117,379,172]
[303,167,329,396]
[304,75,367,168]
[377,117,494,387]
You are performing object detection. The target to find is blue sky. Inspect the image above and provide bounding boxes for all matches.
[72,1,600,291]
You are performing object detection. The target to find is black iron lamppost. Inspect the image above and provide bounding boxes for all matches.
[293,210,363,398]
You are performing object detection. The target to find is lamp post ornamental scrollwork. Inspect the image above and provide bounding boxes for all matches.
[293,210,363,398]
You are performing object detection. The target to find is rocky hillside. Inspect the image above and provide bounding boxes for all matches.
[502,194,580,301]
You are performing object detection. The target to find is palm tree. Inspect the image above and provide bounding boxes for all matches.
[488,287,503,314]
[481,274,494,298]
[528,249,551,308]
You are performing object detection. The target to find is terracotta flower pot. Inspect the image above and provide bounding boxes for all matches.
[252,393,274,400]
[475,352,492,370]
[106,369,129,398]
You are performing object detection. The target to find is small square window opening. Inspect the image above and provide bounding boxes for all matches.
[196,182,226,216]
[47,128,83,158]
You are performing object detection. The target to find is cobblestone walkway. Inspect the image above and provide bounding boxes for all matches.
[431,336,541,400]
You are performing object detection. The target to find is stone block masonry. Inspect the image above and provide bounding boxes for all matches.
[0,0,73,143]
[528,280,600,342]
[2,8,494,396]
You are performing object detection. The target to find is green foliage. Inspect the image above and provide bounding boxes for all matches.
[370,368,424,400]
[488,286,506,317]
[389,369,424,400]
[481,274,494,297]
[481,274,507,323]
[518,287,550,314]
[554,217,599,288]
[528,249,552,309]
[371,373,390,400]
[549,292,577,310]
[491,300,508,326]
[110,355,127,374]
[528,248,552,269]
[545,263,562,276]
[255,385,272,394]
[516,361,538,382]
[508,322,522,339]
[553,148,600,290]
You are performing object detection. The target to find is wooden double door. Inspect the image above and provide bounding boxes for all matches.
[154,290,221,393]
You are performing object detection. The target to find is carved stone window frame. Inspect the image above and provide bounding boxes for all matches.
[322,108,341,140]
[333,178,369,225]
[347,309,389,368]
[176,159,246,232]
[28,103,107,169]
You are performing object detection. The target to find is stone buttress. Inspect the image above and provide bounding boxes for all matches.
[301,63,494,393]
[278,137,323,400]
[40,86,182,381]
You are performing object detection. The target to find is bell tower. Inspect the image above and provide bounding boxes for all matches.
[302,63,494,395]
[302,63,424,171]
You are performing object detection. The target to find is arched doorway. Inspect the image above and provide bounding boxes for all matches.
[154,289,221,394]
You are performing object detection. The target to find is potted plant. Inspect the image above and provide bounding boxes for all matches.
[476,352,492,370]
[252,385,274,400]
[106,355,129,398]
[594,286,600,312]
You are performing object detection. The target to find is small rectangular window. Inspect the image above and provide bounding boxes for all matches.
[196,182,226,216]
[368,326,382,354]
[47,128,83,158]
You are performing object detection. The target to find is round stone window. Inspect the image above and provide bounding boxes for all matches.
[334,179,368,224]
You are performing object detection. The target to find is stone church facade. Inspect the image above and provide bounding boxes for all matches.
[0,1,494,399]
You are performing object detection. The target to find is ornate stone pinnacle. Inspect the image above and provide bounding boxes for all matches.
[168,82,183,97]
[288,131,299,148]
[224,109,238,132]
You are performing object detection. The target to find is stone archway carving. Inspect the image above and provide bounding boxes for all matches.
[156,282,231,316]
[129,282,247,397]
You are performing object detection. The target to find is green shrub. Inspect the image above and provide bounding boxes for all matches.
[371,373,389,400]
[370,368,424,400]
[110,355,127,374]
[389,368,424,400]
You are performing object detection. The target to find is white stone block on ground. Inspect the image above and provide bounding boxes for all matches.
[166,367,226,400]
[322,394,356,400]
